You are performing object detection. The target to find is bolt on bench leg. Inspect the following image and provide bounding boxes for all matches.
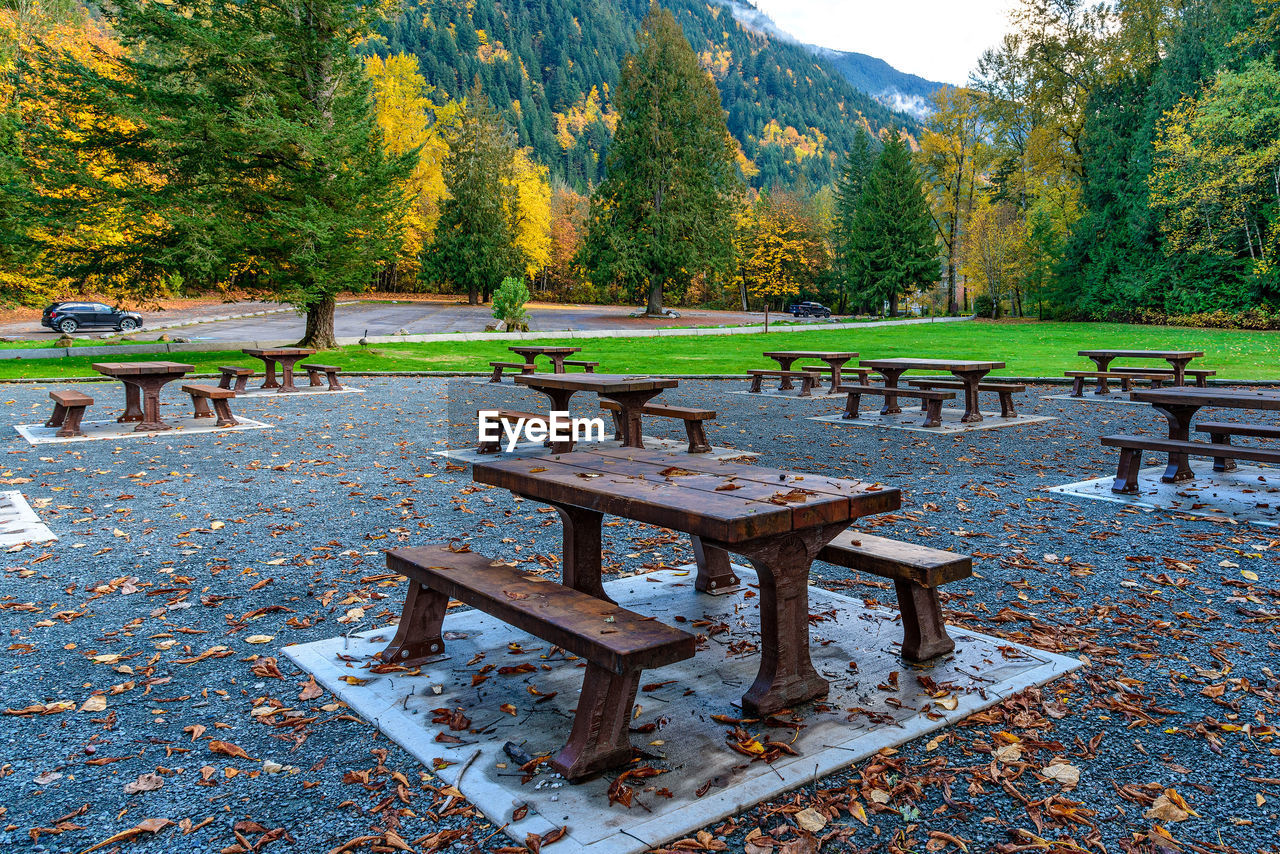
[45,403,67,430]
[378,582,449,666]
[692,536,739,593]
[552,664,641,780]
[894,579,955,661]
[191,395,214,419]
[842,393,861,420]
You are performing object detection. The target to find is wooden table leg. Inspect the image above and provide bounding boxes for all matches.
[599,389,664,449]
[550,355,567,374]
[276,356,306,392]
[1167,357,1191,387]
[548,501,613,603]
[824,358,849,395]
[952,369,990,423]
[773,356,797,390]
[1153,403,1202,483]
[878,368,907,415]
[132,377,177,432]
[259,358,280,390]
[118,380,144,423]
[722,524,846,715]
[692,535,739,594]
[1088,356,1113,395]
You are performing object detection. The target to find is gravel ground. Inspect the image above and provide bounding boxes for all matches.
[0,378,1277,854]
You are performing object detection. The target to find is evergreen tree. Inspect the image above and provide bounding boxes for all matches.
[26,0,411,349]
[428,87,521,305]
[848,131,938,316]
[832,125,876,313]
[580,5,742,315]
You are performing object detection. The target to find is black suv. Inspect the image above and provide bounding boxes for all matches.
[41,302,144,334]
[786,301,832,318]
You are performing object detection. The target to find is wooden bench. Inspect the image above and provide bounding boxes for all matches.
[216,366,254,393]
[183,384,238,427]
[476,409,550,454]
[563,360,598,373]
[300,363,344,391]
[1064,370,1167,397]
[1197,422,1280,472]
[1112,367,1217,387]
[1102,433,1280,493]
[600,400,714,453]
[45,390,93,438]
[489,361,535,383]
[380,544,696,779]
[817,531,971,661]
[907,378,1026,418]
[799,364,871,385]
[747,369,820,396]
[838,384,955,428]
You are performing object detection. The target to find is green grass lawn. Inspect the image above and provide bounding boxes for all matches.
[0,320,1276,380]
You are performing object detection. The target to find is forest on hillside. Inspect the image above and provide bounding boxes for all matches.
[365,0,915,189]
[2,0,1278,334]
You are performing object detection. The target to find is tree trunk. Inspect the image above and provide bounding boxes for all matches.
[468,287,479,306]
[298,295,338,350]
[645,278,663,316]
[888,293,899,317]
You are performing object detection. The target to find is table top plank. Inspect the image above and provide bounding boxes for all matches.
[473,450,900,542]
[473,454,799,542]
[763,351,858,359]
[529,453,852,529]
[585,447,896,508]
[509,346,581,356]
[242,348,316,358]
[514,374,679,394]
[93,361,195,377]
[1131,387,1280,410]
[859,358,1006,371]
[1079,349,1203,359]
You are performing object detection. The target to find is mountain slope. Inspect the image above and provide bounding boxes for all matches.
[368,0,922,190]
[811,48,947,119]
[710,0,948,118]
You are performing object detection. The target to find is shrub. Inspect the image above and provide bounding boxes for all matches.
[492,276,530,331]
[973,294,994,318]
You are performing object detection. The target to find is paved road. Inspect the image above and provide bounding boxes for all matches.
[8,300,831,341]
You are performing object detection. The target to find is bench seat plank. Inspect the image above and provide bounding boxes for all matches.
[816,531,971,661]
[1103,433,1280,493]
[381,545,695,778]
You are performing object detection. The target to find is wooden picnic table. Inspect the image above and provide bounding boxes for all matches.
[509,345,581,374]
[473,447,901,715]
[241,347,317,393]
[859,358,1006,423]
[92,361,194,432]
[763,350,858,394]
[1130,386,1280,482]
[1079,349,1204,390]
[514,373,677,452]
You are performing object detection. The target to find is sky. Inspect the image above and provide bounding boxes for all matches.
[749,0,1017,85]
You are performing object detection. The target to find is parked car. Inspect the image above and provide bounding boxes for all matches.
[786,301,832,318]
[41,302,144,334]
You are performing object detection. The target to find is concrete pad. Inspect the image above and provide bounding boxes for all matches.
[808,409,1055,434]
[1047,463,1280,527]
[1041,393,1147,407]
[285,567,1079,854]
[726,389,847,401]
[0,491,56,546]
[432,436,759,465]
[232,386,363,399]
[13,415,272,445]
